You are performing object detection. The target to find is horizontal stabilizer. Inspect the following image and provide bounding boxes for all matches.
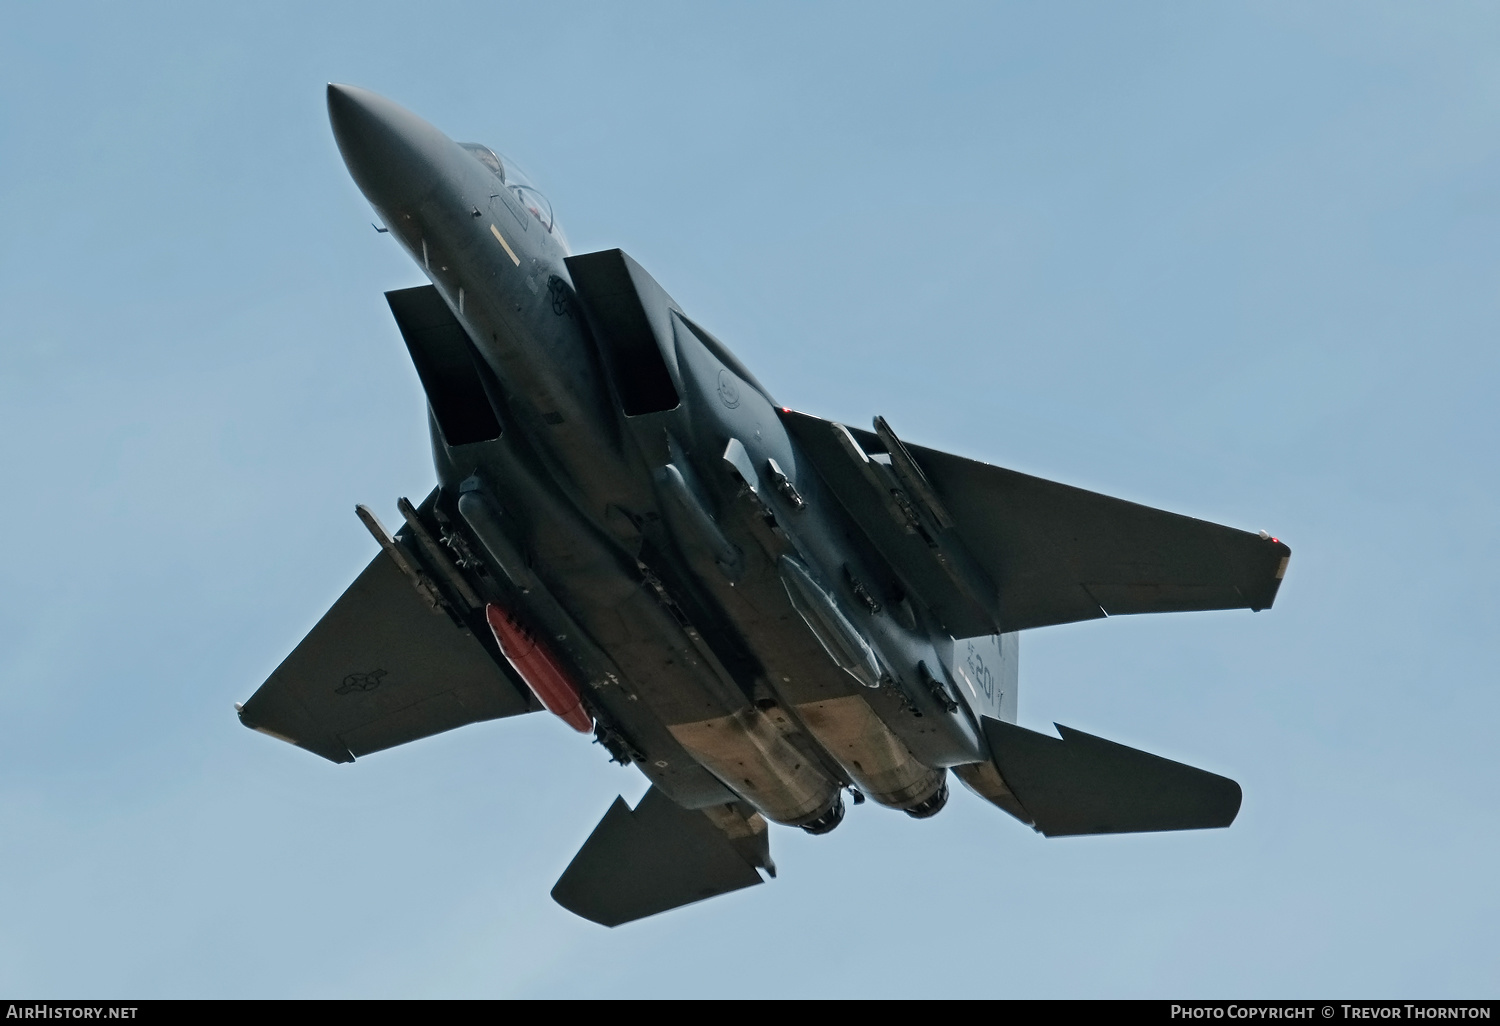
[552,788,768,927]
[238,509,536,762]
[981,716,1241,836]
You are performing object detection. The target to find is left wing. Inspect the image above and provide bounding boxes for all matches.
[782,410,1291,635]
[238,508,536,763]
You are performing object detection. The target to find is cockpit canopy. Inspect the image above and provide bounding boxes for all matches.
[461,142,504,177]
[459,142,565,248]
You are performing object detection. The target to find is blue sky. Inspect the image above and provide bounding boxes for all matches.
[1,1,1496,997]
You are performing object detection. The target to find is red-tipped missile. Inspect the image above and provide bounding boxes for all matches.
[485,603,593,733]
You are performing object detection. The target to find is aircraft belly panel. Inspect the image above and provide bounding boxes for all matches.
[793,695,942,809]
[668,711,840,827]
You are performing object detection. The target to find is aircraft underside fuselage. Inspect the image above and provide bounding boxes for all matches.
[240,85,1283,925]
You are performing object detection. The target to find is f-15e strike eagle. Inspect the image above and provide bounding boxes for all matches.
[238,85,1292,927]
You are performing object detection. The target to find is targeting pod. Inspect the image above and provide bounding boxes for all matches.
[485,603,593,733]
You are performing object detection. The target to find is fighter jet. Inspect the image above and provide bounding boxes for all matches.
[237,85,1292,927]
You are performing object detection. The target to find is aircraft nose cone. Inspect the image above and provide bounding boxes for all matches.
[327,83,453,212]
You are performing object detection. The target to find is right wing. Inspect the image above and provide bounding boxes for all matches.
[238,535,537,764]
